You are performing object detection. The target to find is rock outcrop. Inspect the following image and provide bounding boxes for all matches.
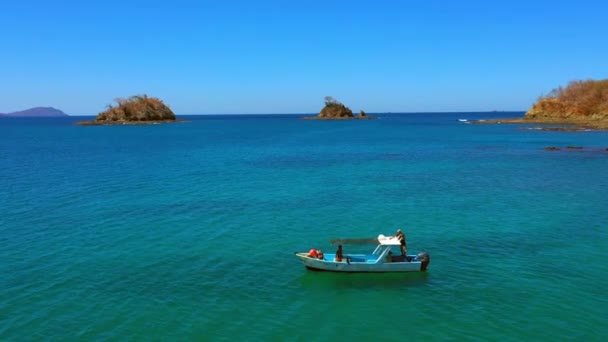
[77,95,182,125]
[318,97,354,118]
[302,96,374,120]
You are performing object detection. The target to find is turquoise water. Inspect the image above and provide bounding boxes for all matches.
[1,113,607,340]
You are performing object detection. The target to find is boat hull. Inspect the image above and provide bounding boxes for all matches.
[295,253,425,273]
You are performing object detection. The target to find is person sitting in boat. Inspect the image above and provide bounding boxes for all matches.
[395,229,407,256]
[317,250,324,260]
[335,245,343,262]
[308,249,318,258]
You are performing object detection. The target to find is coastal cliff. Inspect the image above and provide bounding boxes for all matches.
[77,95,183,125]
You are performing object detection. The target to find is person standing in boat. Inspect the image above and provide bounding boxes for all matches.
[335,245,351,264]
[396,229,406,256]
[335,245,343,262]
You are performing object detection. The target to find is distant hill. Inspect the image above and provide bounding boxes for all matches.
[0,107,68,117]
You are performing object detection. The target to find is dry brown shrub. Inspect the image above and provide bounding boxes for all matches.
[96,95,175,122]
[535,79,608,118]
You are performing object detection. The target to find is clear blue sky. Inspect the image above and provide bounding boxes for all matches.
[1,0,607,115]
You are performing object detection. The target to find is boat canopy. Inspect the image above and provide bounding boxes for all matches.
[330,234,401,246]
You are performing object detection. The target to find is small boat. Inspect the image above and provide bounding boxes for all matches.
[295,234,430,273]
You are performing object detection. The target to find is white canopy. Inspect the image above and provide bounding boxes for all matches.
[377,234,402,246]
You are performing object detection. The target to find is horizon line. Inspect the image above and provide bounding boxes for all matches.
[64,110,526,117]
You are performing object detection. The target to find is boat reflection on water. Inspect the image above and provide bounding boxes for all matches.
[298,270,430,290]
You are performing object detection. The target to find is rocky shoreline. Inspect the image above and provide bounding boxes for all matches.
[470,117,608,131]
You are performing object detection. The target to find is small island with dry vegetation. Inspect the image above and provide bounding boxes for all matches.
[473,79,608,130]
[302,96,374,120]
[76,95,186,126]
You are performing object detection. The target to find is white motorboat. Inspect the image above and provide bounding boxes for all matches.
[295,234,430,273]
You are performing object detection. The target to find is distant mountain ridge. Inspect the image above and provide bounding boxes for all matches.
[0,107,68,117]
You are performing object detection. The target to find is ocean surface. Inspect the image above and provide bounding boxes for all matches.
[1,112,607,341]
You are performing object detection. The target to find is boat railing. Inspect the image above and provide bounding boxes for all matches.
[374,247,392,264]
[372,245,383,255]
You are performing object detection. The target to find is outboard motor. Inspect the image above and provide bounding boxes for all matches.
[417,252,430,271]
